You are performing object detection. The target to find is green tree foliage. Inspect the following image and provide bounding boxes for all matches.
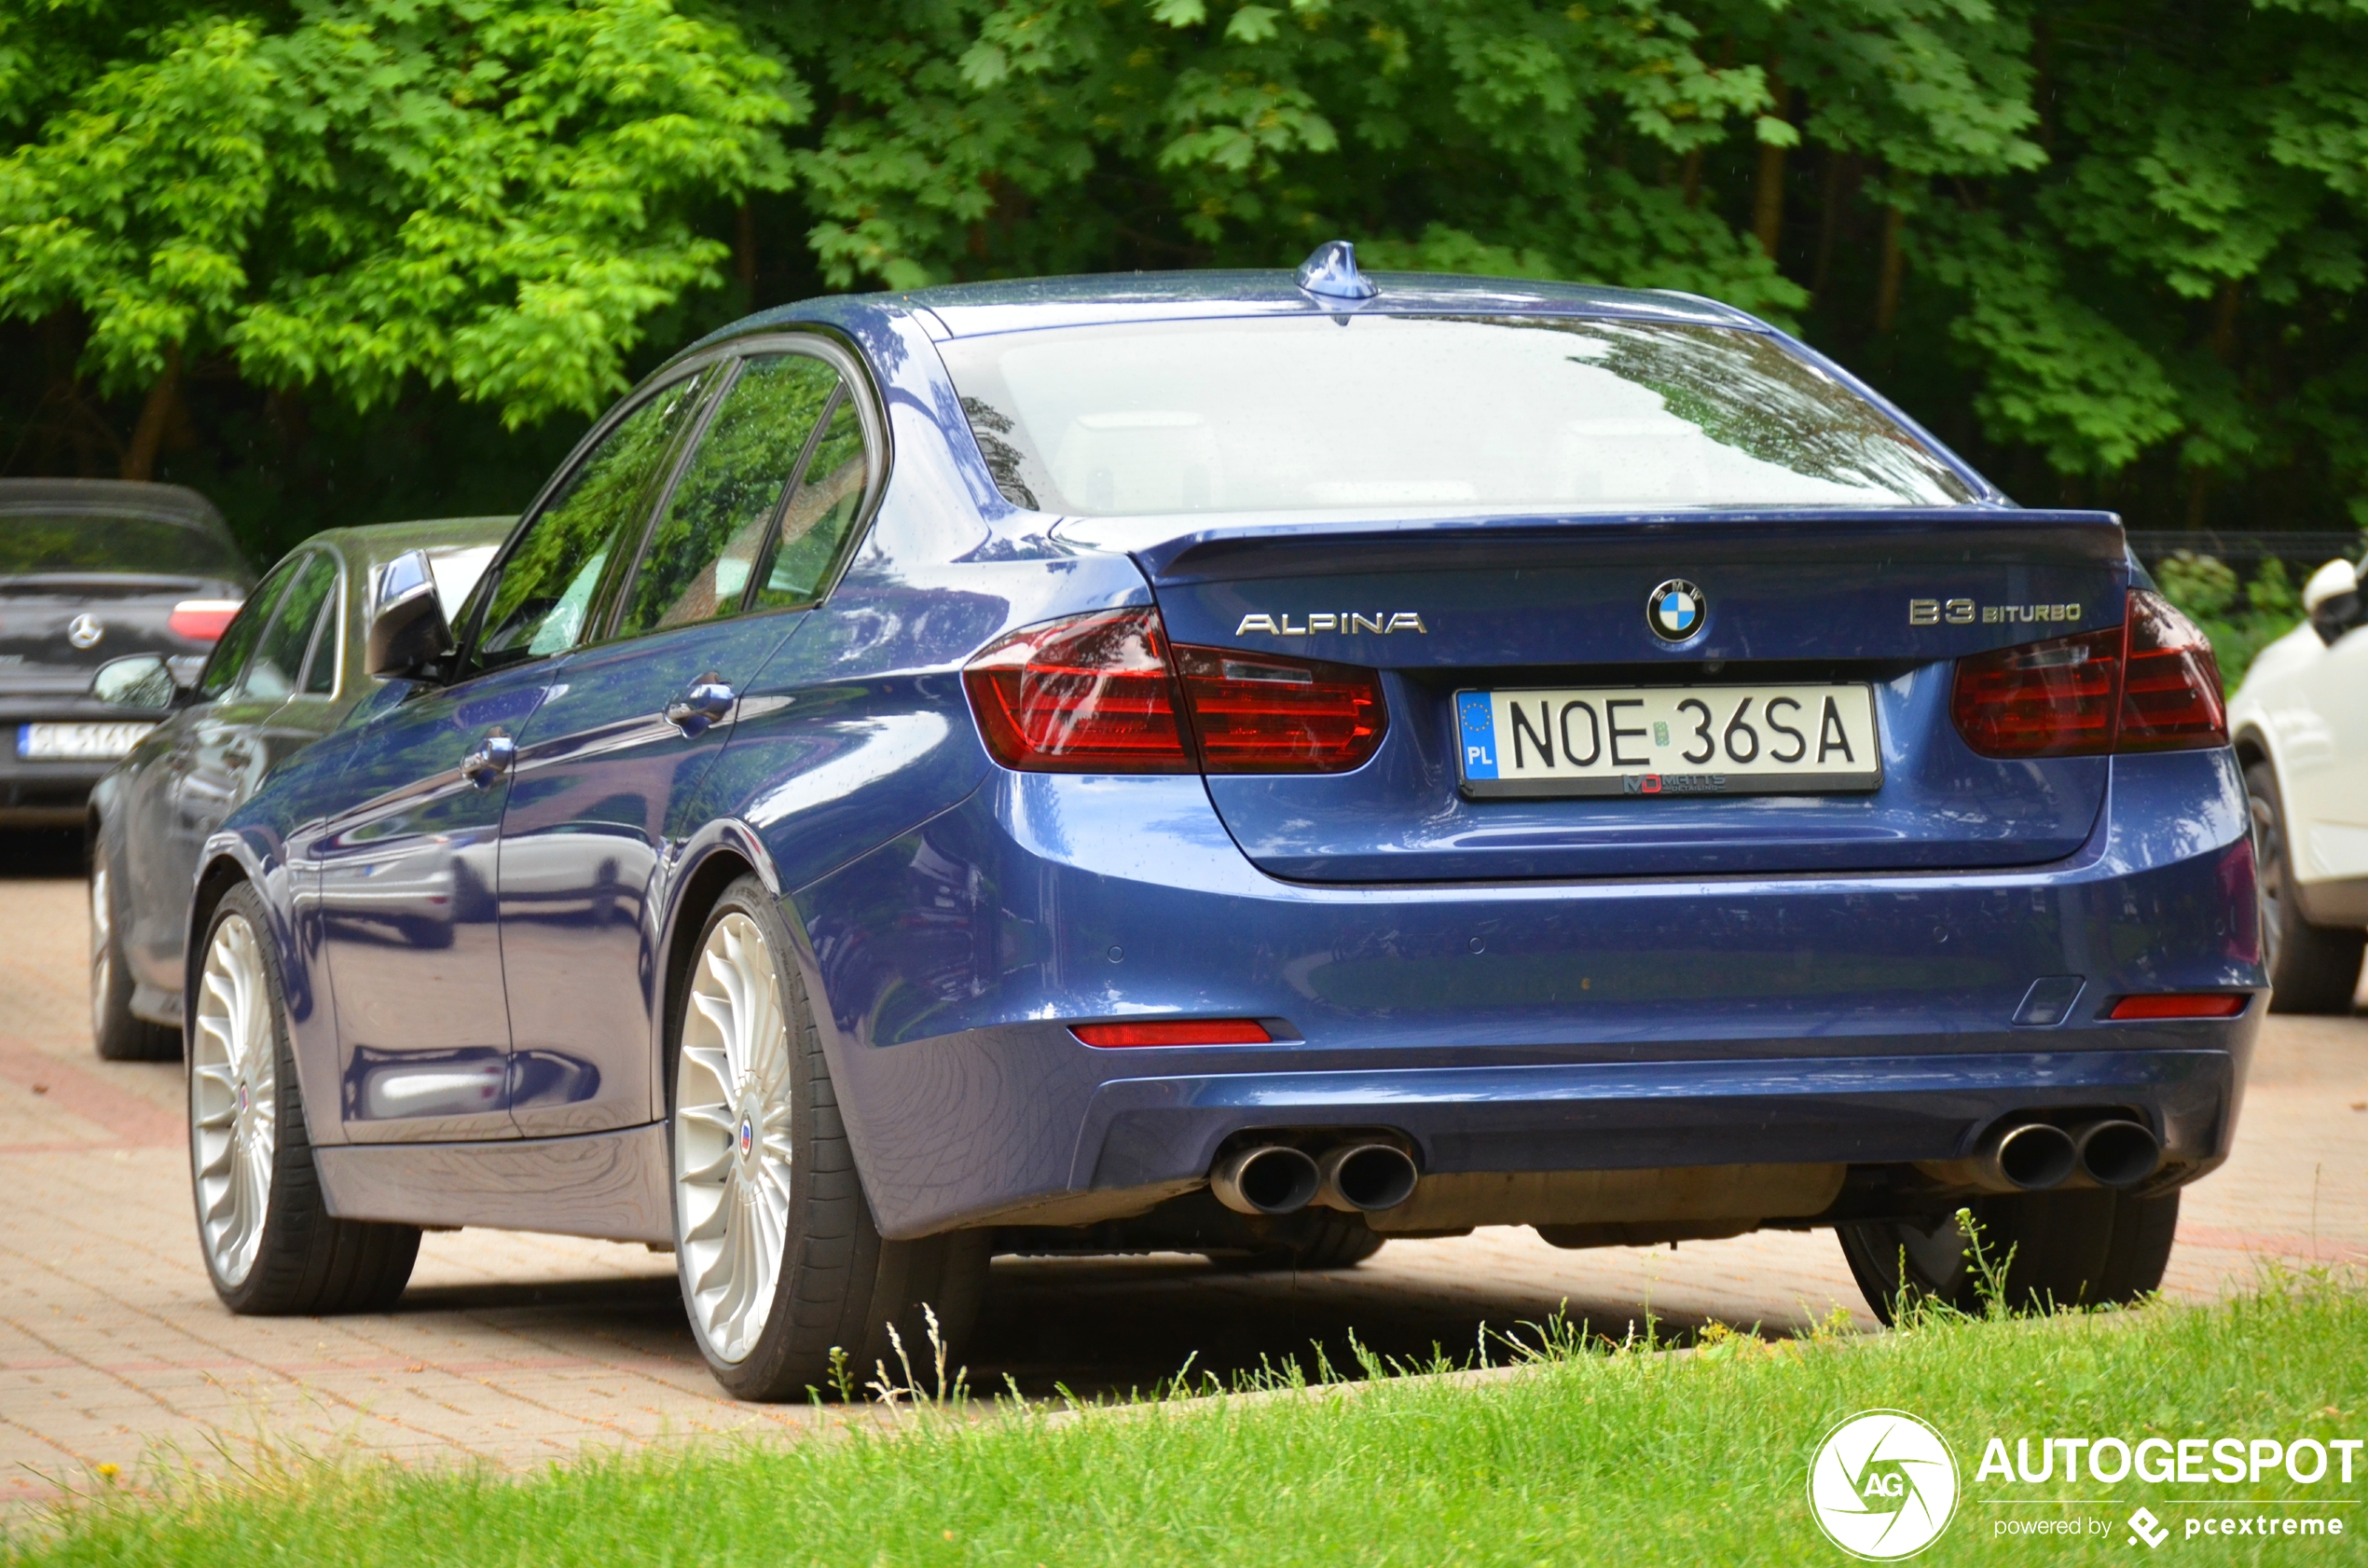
[2155,551,2305,687]
[7,0,2368,557]
[0,0,801,477]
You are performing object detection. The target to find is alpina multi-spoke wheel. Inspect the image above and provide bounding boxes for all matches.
[670,876,988,1401]
[192,910,279,1286]
[190,884,420,1314]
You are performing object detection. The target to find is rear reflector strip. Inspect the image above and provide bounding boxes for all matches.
[1071,1019,1273,1047]
[2106,994,2248,1021]
[169,599,243,642]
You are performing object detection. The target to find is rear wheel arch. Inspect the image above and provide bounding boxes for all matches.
[661,847,759,1065]
[185,856,254,1009]
[2231,726,2272,774]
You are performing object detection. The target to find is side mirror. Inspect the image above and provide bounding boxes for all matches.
[366,548,456,679]
[2302,557,2361,646]
[89,653,183,712]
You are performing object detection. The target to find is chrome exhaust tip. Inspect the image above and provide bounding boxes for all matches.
[1988,1121,2079,1191]
[1315,1143,1419,1213]
[1210,1145,1322,1216]
[2074,1120,2162,1190]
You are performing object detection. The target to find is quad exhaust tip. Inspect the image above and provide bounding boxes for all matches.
[2075,1119,2163,1190]
[1211,1145,1322,1216]
[1989,1121,2079,1191]
[1210,1140,1419,1216]
[1316,1143,1419,1213]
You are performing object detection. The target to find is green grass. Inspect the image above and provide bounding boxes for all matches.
[8,1270,2364,1567]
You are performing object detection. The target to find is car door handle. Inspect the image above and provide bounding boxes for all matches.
[460,728,516,788]
[664,677,737,736]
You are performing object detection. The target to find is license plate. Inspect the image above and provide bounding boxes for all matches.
[1456,683,1881,798]
[16,722,156,761]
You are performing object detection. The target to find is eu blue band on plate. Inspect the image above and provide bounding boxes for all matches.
[1457,692,1499,780]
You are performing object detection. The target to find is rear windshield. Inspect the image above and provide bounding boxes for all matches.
[0,515,246,577]
[938,314,1976,516]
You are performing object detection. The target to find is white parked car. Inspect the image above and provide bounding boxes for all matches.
[2228,548,2368,1011]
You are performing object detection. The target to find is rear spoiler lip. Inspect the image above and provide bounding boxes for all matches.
[1055,506,2128,585]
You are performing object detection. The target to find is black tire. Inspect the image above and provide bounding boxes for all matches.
[192,884,420,1314]
[670,876,990,1402]
[1209,1209,1387,1272]
[90,851,177,1061]
[2248,761,2365,1014]
[1836,1188,2179,1324]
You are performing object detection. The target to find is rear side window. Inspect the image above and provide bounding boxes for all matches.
[615,352,844,638]
[938,314,1976,516]
[198,556,300,699]
[244,552,337,701]
[466,372,709,676]
[753,390,869,611]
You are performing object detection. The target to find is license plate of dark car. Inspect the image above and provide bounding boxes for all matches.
[1455,683,1882,798]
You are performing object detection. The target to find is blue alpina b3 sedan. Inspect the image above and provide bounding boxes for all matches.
[190,244,2260,1397]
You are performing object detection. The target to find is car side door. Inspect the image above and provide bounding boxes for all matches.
[312,371,712,1143]
[496,343,880,1137]
[2283,556,2368,892]
[127,555,300,984]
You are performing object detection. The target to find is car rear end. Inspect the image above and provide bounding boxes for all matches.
[800,285,2259,1294]
[0,480,249,825]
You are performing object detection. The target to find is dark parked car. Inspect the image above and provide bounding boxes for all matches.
[2,479,250,828]
[86,516,506,1059]
[186,246,2256,1400]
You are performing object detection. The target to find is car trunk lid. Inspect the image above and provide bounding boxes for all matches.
[1064,505,2127,881]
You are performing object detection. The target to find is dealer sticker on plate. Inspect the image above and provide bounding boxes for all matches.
[1456,683,1881,798]
[16,722,156,762]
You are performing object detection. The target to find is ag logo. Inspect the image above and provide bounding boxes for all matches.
[1645,579,1704,642]
[1807,1410,1958,1560]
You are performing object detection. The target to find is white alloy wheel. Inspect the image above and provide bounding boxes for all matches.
[673,912,796,1364]
[190,913,278,1286]
[89,868,113,1041]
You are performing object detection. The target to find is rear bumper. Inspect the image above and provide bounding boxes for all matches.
[792,748,2264,1238]
[0,756,109,825]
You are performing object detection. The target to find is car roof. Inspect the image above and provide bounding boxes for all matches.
[0,476,231,530]
[691,267,1766,360]
[306,515,515,568]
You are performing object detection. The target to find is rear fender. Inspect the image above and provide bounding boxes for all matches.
[188,824,343,1148]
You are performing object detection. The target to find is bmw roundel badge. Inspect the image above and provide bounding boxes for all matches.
[1645,579,1705,642]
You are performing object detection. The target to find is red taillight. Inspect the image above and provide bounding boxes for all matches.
[963,608,1386,775]
[2115,589,2227,750]
[962,608,1192,772]
[1949,624,2121,757]
[169,598,243,642]
[2106,993,2248,1020]
[1173,644,1385,773]
[1950,589,2226,759]
[1072,1019,1273,1047]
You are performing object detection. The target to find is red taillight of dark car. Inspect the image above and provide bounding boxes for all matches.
[963,608,1195,772]
[1950,589,2226,758]
[965,607,1386,775]
[1170,643,1385,773]
[169,598,243,642]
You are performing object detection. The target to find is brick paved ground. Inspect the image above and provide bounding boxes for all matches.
[4,842,2362,1508]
